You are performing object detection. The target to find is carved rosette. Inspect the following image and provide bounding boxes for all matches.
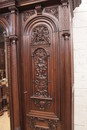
[44,6,59,19]
[31,25,50,45]
[28,116,58,130]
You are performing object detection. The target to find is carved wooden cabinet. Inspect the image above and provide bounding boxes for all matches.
[0,0,81,130]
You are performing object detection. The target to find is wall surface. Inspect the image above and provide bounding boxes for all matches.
[73,0,87,130]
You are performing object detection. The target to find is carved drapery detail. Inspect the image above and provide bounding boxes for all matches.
[31,25,50,45]
[28,116,58,130]
[33,48,48,97]
[45,6,59,19]
[23,10,35,22]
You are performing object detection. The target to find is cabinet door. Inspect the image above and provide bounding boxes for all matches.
[21,6,61,130]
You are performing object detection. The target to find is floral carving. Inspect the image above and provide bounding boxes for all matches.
[28,116,58,130]
[45,6,59,19]
[23,10,35,22]
[33,48,48,97]
[31,25,50,45]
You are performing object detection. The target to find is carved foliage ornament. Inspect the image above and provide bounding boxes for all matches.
[28,116,58,130]
[31,48,52,110]
[45,6,59,19]
[31,25,50,45]
[23,10,35,22]
[33,48,48,97]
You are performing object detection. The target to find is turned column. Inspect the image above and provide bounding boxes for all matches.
[59,1,73,130]
[9,6,21,130]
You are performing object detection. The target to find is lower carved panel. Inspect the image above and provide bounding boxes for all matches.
[30,96,52,110]
[27,116,58,130]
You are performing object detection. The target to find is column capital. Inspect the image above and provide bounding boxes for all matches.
[9,6,18,14]
[9,35,18,44]
[62,32,70,40]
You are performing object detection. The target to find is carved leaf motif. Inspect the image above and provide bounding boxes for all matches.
[23,10,35,22]
[33,48,48,97]
[31,25,50,45]
[45,6,59,19]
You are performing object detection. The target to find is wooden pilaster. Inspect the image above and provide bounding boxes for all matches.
[9,6,21,130]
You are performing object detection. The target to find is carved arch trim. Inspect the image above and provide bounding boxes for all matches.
[24,15,59,35]
[0,17,9,35]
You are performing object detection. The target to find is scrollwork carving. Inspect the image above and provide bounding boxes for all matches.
[31,25,50,45]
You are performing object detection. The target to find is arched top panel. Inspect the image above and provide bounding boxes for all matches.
[0,17,9,36]
[31,24,51,46]
[24,14,59,35]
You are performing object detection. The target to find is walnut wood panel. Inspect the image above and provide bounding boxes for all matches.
[21,5,61,130]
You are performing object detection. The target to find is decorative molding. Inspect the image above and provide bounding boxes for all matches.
[28,116,58,130]
[23,10,35,22]
[45,6,59,19]
[31,25,50,45]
